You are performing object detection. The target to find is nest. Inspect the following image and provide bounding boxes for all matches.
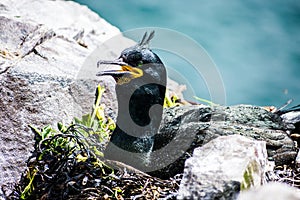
[8,124,180,200]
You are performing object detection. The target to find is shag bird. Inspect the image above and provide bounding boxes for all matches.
[97,31,166,171]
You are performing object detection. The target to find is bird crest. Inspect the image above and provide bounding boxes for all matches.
[136,31,155,49]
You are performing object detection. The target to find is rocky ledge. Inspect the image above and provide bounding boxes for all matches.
[1,0,300,199]
[0,0,121,194]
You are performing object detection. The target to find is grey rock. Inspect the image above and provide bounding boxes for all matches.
[238,182,300,200]
[280,110,300,130]
[0,0,191,193]
[0,188,6,200]
[209,105,296,165]
[212,105,285,129]
[0,0,124,194]
[151,104,295,178]
[150,105,211,177]
[177,135,268,200]
[0,0,297,198]
[282,112,300,126]
[296,150,300,169]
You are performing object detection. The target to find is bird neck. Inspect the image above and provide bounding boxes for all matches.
[115,82,165,137]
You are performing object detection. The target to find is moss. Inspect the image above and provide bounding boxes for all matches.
[241,161,260,190]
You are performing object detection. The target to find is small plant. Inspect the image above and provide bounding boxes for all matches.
[72,85,116,156]
[14,85,116,200]
[10,85,180,200]
[194,96,218,106]
[164,89,181,108]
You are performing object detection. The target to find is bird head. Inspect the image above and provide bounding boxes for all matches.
[97,31,165,85]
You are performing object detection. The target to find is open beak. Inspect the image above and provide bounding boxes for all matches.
[96,59,143,79]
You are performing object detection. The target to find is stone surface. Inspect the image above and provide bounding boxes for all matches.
[238,182,300,200]
[280,110,300,134]
[0,0,126,193]
[177,135,268,200]
[150,105,211,178]
[209,105,297,165]
[281,111,300,125]
[151,104,296,178]
[0,0,190,192]
[296,150,300,169]
[1,0,298,197]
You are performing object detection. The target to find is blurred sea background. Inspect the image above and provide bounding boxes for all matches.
[74,0,300,106]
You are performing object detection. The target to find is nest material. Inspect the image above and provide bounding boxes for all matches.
[8,124,180,200]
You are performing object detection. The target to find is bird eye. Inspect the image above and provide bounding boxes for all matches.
[127,52,142,63]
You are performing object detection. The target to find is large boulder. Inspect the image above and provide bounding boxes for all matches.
[238,182,300,200]
[209,105,297,165]
[0,0,123,193]
[177,135,268,199]
[151,104,296,178]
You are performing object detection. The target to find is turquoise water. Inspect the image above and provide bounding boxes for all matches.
[75,0,300,106]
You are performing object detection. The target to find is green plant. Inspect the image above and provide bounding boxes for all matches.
[73,85,116,156]
[19,168,37,199]
[164,89,181,108]
[17,84,115,199]
[193,96,218,106]
[73,85,115,133]
[12,85,180,200]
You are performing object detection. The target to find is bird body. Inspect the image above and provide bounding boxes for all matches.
[97,32,166,171]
